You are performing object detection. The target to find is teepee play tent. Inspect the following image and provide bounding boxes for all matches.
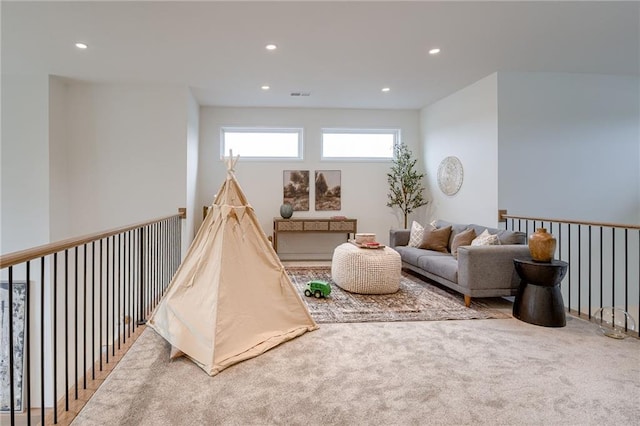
[148,155,318,376]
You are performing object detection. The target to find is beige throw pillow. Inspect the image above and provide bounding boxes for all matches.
[408,221,424,247]
[419,225,452,253]
[471,229,500,246]
[451,228,477,258]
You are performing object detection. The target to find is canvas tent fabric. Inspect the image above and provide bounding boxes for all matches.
[148,158,318,376]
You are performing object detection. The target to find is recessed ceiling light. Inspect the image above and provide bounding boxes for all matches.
[382,87,391,92]
[75,42,88,49]
[261,85,270,90]
[429,48,441,55]
[265,44,277,51]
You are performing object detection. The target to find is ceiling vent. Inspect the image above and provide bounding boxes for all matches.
[290,92,311,97]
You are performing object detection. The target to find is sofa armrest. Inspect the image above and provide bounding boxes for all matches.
[457,245,531,292]
[389,229,411,247]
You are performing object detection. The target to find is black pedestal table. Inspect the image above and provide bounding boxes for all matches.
[512,258,568,327]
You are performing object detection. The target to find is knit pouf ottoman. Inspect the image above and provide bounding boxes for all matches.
[331,243,401,294]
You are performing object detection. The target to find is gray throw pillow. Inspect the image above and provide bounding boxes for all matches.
[497,229,526,245]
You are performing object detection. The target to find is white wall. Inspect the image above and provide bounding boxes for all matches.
[52,80,189,237]
[497,72,640,225]
[6,79,193,408]
[198,107,421,258]
[421,73,499,227]
[185,90,199,246]
[2,77,191,249]
[1,74,51,254]
[49,76,72,241]
[1,74,57,407]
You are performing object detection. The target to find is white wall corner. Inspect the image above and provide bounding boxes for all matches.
[420,73,499,227]
[185,88,200,255]
[1,74,51,253]
[497,71,640,225]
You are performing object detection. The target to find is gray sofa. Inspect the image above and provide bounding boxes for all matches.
[389,220,530,307]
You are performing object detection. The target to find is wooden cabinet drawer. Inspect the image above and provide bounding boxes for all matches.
[329,221,356,232]
[276,221,303,231]
[303,221,329,231]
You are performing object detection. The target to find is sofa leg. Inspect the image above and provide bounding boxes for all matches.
[464,295,471,307]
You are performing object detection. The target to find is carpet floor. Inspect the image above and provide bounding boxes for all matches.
[287,266,511,323]
[69,264,640,425]
[71,317,640,425]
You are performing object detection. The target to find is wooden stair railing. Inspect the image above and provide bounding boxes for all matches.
[1,212,184,426]
[501,211,639,338]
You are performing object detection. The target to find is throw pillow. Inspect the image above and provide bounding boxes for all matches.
[497,229,526,245]
[408,221,424,247]
[419,225,452,253]
[451,228,477,258]
[471,229,500,246]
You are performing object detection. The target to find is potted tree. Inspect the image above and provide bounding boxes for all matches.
[386,142,428,228]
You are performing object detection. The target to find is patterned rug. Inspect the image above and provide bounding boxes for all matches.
[287,267,511,323]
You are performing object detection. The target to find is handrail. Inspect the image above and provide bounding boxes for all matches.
[504,211,639,339]
[0,213,181,268]
[1,212,184,424]
[502,214,640,230]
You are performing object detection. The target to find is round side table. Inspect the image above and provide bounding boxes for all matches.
[512,258,568,327]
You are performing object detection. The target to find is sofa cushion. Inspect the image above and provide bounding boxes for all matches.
[417,254,458,283]
[394,246,450,267]
[434,219,455,229]
[451,228,477,258]
[408,221,424,247]
[471,229,500,246]
[419,225,452,252]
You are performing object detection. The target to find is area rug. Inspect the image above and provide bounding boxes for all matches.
[286,267,511,323]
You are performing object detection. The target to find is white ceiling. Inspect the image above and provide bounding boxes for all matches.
[2,1,639,110]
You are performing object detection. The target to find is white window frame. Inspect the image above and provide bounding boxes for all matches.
[220,127,304,160]
[321,128,400,161]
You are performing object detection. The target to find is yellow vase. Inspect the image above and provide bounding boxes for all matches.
[528,228,557,262]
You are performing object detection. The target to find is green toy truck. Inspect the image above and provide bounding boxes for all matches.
[304,280,332,298]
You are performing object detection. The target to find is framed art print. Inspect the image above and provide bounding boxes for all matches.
[315,170,341,211]
[283,170,310,211]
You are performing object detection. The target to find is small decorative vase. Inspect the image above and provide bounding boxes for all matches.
[528,228,557,262]
[279,203,293,219]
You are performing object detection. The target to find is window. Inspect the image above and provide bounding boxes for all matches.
[321,129,399,160]
[221,127,303,160]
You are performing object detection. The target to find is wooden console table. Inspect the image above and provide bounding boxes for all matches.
[272,218,357,253]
